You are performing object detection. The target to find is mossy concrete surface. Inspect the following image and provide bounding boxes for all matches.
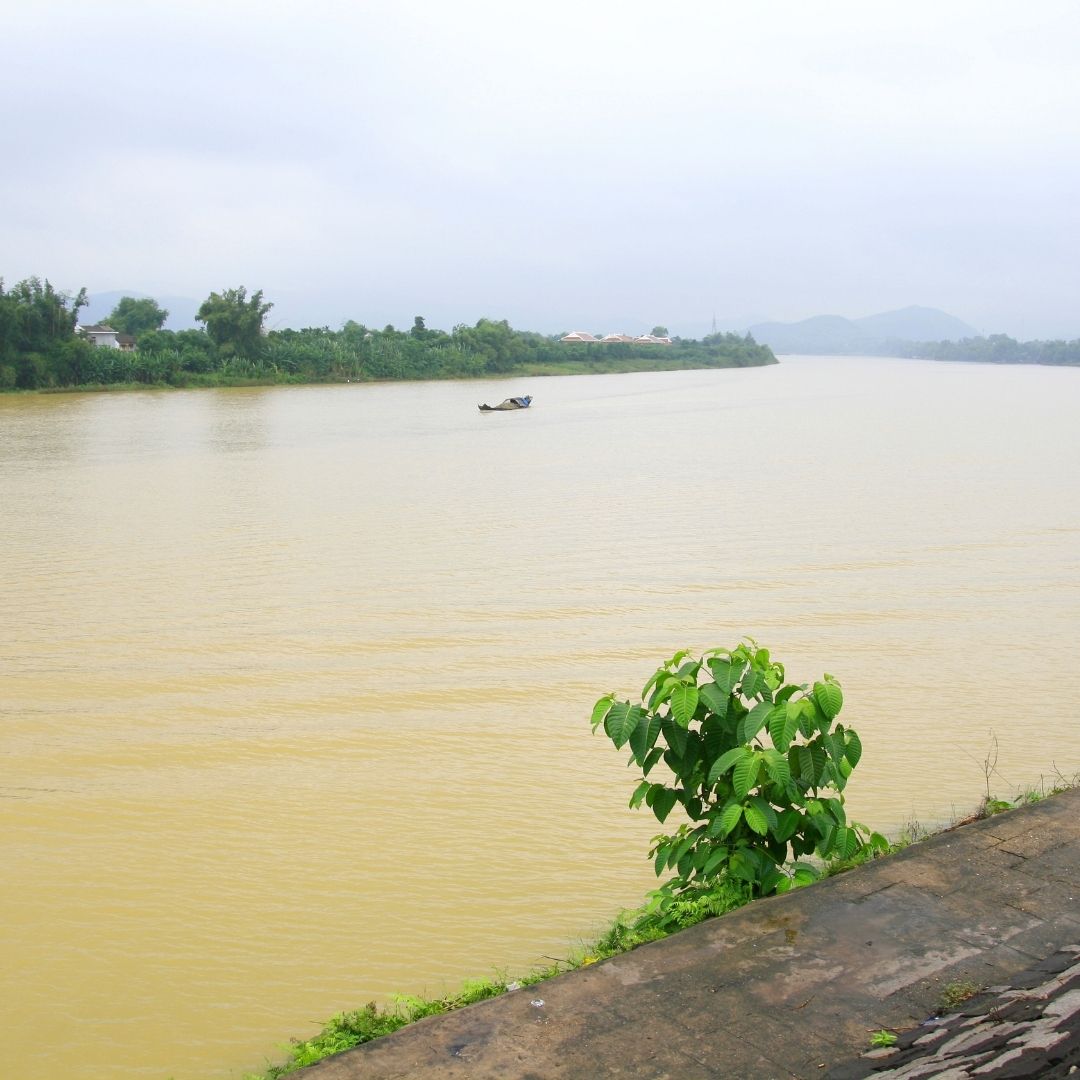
[299,789,1080,1079]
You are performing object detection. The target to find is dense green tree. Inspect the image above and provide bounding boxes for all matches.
[0,277,87,387]
[196,287,272,358]
[107,296,169,337]
[651,325,669,337]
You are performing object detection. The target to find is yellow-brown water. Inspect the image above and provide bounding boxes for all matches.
[2,356,1078,1080]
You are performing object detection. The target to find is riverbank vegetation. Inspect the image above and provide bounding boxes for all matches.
[0,277,775,392]
[591,641,888,916]
[893,334,1080,366]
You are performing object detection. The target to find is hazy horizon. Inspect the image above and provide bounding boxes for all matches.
[4,2,1079,339]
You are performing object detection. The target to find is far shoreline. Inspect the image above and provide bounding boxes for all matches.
[6,351,779,396]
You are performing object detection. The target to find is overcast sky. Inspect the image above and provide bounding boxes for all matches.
[4,1,1078,338]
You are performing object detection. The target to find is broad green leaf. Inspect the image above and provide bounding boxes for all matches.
[733,752,761,799]
[741,668,762,699]
[590,694,614,731]
[676,660,702,680]
[825,760,846,791]
[661,717,688,759]
[717,802,743,837]
[774,683,802,704]
[813,679,843,720]
[605,703,647,750]
[671,682,700,728]
[628,709,664,763]
[727,849,759,882]
[699,681,729,718]
[807,697,831,735]
[629,779,651,808]
[747,795,778,833]
[769,703,800,753]
[652,787,678,824]
[707,658,736,694]
[788,745,807,784]
[706,746,748,788]
[791,863,820,887]
[653,676,679,709]
[738,699,773,743]
[642,669,666,709]
[818,732,840,768]
[663,748,682,777]
[843,729,862,768]
[824,797,846,826]
[816,822,836,856]
[653,842,671,877]
[700,717,730,762]
[641,745,665,777]
[762,748,791,788]
[808,743,827,786]
[668,833,697,870]
[773,808,800,843]
[679,731,702,776]
[744,804,768,835]
[742,700,773,743]
[834,825,853,858]
[704,814,728,838]
[702,845,730,877]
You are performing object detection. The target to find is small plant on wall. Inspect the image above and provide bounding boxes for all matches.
[592,640,887,918]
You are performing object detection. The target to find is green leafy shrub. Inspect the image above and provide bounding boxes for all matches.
[592,640,887,904]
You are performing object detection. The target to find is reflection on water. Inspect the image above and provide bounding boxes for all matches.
[2,358,1079,1080]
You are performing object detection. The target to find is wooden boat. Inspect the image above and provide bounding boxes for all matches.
[478,395,532,412]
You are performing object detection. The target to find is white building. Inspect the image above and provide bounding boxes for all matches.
[77,324,121,349]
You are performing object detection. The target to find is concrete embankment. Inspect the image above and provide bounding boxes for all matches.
[299,789,1080,1079]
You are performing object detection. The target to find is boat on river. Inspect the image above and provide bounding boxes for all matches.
[478,395,532,411]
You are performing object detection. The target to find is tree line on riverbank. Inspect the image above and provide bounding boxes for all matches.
[894,334,1080,366]
[0,277,775,390]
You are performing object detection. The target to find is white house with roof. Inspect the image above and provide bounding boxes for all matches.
[75,325,137,352]
[560,331,598,342]
[77,324,121,348]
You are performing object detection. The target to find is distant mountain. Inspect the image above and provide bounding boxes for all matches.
[79,290,200,330]
[852,306,979,341]
[749,306,979,355]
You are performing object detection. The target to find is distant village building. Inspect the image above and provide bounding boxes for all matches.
[77,324,122,349]
[560,330,673,345]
